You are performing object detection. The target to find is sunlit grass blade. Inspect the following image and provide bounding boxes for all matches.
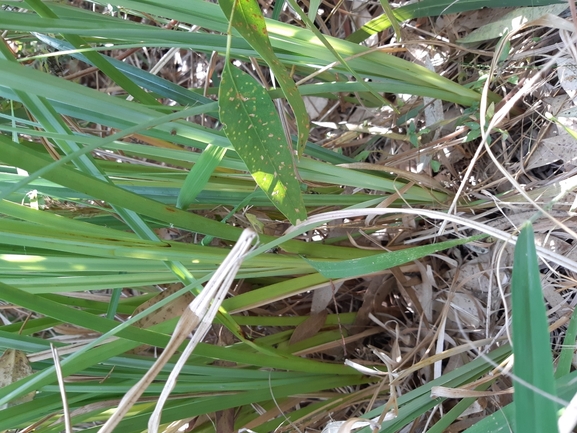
[511,222,559,433]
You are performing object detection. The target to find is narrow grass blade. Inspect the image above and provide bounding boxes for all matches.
[306,235,484,279]
[511,222,559,433]
[556,306,577,379]
[0,282,169,348]
[24,0,159,106]
[463,371,577,433]
[219,64,307,224]
[176,144,227,210]
[346,0,564,43]
[219,0,310,154]
[35,34,213,107]
[285,0,389,107]
[356,344,513,433]
[0,137,243,241]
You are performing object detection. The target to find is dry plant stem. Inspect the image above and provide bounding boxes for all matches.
[98,229,257,433]
[50,344,71,433]
[479,31,577,239]
[148,230,256,432]
[430,386,513,399]
[568,0,577,35]
[441,20,577,237]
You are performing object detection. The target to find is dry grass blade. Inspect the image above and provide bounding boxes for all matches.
[50,344,71,433]
[98,229,257,433]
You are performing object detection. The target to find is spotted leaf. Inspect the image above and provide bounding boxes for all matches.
[219,64,307,225]
[219,0,310,156]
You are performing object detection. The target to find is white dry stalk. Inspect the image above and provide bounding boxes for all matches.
[443,17,577,239]
[50,344,72,433]
[98,229,257,433]
[558,390,577,433]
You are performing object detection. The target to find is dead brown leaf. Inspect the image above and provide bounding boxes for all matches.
[0,349,35,408]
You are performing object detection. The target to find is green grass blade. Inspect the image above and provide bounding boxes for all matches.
[35,34,213,107]
[0,137,243,240]
[219,0,310,154]
[464,371,577,433]
[24,0,159,106]
[285,0,389,107]
[306,235,484,279]
[355,345,512,432]
[556,306,577,379]
[176,144,227,210]
[0,282,170,347]
[346,0,565,43]
[219,64,307,224]
[511,222,559,433]
[0,5,486,106]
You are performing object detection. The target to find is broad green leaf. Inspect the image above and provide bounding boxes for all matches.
[219,0,310,154]
[511,222,559,433]
[219,64,307,225]
[176,144,227,210]
[306,235,484,279]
